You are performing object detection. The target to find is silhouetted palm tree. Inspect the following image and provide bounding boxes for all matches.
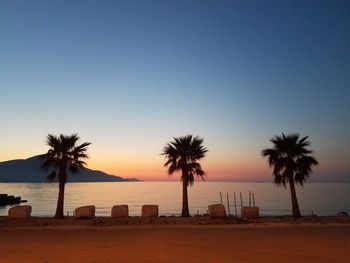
[40,134,90,218]
[162,135,208,217]
[262,133,318,218]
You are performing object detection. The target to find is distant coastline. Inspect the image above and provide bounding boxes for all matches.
[0,156,141,183]
[0,156,347,183]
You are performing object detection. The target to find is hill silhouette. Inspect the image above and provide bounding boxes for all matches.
[0,156,140,182]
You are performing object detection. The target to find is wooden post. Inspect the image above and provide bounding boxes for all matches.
[220,192,223,205]
[240,192,243,207]
[234,192,238,217]
[226,193,230,216]
[252,193,255,207]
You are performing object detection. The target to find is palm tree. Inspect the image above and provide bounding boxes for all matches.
[262,133,318,218]
[162,135,208,217]
[40,133,91,218]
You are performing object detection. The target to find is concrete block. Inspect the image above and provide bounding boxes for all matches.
[241,207,259,219]
[111,205,129,218]
[74,205,95,219]
[141,205,159,218]
[208,204,227,218]
[8,205,32,219]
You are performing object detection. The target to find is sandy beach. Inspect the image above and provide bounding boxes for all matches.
[1,217,349,263]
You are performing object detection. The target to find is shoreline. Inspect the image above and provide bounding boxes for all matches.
[1,215,349,228]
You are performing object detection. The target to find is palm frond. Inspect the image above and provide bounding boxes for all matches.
[273,174,285,187]
[186,172,195,186]
[262,148,280,166]
[263,133,318,186]
[46,171,57,182]
[162,135,208,186]
[168,162,178,175]
[295,155,319,185]
[41,133,90,181]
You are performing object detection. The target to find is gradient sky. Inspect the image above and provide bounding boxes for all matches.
[0,0,349,182]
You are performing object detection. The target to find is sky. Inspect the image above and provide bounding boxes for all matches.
[0,0,349,182]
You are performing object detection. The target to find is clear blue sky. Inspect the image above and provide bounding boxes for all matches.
[0,0,349,181]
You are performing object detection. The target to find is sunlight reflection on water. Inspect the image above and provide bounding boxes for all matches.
[0,182,349,217]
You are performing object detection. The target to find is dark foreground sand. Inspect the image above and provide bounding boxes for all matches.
[0,217,349,263]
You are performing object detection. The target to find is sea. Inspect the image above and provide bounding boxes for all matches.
[0,182,349,217]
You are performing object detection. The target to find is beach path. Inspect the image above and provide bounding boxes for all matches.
[0,225,349,262]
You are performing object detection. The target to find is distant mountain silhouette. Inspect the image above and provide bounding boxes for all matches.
[0,156,140,182]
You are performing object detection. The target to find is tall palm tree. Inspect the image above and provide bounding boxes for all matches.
[162,135,208,217]
[262,133,318,218]
[40,133,91,218]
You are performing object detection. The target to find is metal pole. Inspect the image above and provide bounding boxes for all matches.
[252,193,256,207]
[234,192,238,217]
[249,191,251,207]
[240,192,243,207]
[226,193,231,216]
[220,191,223,204]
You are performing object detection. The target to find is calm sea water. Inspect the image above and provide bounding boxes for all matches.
[0,182,349,217]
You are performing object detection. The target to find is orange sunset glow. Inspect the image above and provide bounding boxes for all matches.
[1,1,350,263]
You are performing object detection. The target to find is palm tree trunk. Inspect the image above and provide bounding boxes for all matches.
[181,179,190,217]
[54,180,65,218]
[289,177,301,218]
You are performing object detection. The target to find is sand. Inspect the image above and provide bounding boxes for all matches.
[0,217,349,263]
